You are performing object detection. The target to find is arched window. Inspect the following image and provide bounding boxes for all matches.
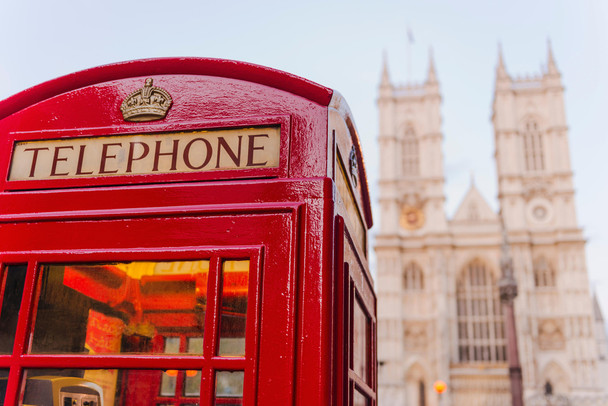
[456,259,507,363]
[403,262,424,291]
[402,125,419,177]
[522,119,544,172]
[405,364,426,406]
[418,381,426,406]
[534,257,556,288]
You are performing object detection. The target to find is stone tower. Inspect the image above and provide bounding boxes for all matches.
[376,44,608,406]
[376,50,452,406]
[492,42,605,401]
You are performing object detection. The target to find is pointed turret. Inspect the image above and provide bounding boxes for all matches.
[380,50,391,87]
[424,47,440,97]
[379,50,393,100]
[426,47,438,84]
[496,42,510,81]
[546,39,560,76]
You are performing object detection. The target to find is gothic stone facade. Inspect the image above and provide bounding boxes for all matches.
[375,46,608,406]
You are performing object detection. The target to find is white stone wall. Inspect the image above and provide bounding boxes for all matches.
[375,48,607,406]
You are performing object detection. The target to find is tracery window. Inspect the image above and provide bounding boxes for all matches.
[403,262,424,291]
[456,259,506,363]
[522,119,544,172]
[534,257,556,288]
[402,125,419,176]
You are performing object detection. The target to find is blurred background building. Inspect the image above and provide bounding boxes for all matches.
[375,44,608,406]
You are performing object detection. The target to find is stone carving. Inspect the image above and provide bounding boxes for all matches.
[522,177,552,200]
[404,322,427,350]
[538,319,565,350]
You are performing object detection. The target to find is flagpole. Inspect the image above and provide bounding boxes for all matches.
[407,27,413,82]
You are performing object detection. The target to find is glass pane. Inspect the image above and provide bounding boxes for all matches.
[0,369,8,405]
[160,370,177,396]
[214,371,244,404]
[217,260,249,356]
[22,368,201,406]
[353,298,369,382]
[184,370,201,397]
[184,337,203,397]
[187,337,204,354]
[31,260,209,354]
[0,265,27,353]
[164,337,181,354]
[353,388,369,406]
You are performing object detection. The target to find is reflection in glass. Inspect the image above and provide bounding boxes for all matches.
[31,260,209,354]
[21,369,201,406]
[214,370,244,404]
[187,337,204,354]
[353,298,369,382]
[218,261,249,356]
[184,337,203,396]
[184,370,202,397]
[160,369,177,397]
[0,265,27,353]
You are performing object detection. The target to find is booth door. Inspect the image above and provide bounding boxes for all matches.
[335,217,377,406]
[0,210,298,406]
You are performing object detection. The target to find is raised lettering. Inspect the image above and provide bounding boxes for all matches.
[216,136,242,168]
[153,139,179,172]
[75,145,94,175]
[50,145,74,176]
[183,138,212,170]
[99,143,122,174]
[247,134,269,167]
[23,147,49,178]
[126,142,150,173]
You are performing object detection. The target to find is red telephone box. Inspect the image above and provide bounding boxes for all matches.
[0,58,375,406]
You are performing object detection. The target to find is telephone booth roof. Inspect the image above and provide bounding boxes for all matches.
[0,57,372,227]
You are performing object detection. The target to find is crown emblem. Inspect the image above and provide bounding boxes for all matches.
[120,78,172,122]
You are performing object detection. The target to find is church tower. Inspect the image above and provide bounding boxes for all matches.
[376,51,450,406]
[376,43,608,406]
[492,43,604,399]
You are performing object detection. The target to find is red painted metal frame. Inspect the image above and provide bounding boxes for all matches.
[0,58,376,405]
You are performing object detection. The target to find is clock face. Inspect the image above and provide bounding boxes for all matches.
[400,206,425,230]
[526,198,552,225]
[533,205,547,220]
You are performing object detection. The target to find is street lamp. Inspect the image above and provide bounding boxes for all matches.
[433,380,447,405]
[498,211,524,406]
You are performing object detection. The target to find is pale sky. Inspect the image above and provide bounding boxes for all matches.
[1,1,607,314]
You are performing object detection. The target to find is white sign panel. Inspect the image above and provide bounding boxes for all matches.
[9,126,281,181]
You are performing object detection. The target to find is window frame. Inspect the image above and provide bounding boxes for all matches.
[403,262,424,291]
[401,124,419,177]
[455,259,507,364]
[0,246,262,406]
[522,119,545,173]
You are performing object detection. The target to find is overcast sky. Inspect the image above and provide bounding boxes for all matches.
[1,0,607,314]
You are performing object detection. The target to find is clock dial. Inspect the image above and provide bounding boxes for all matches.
[526,198,552,224]
[533,205,547,220]
[400,206,425,230]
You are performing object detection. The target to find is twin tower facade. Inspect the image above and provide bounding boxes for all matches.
[375,45,608,405]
